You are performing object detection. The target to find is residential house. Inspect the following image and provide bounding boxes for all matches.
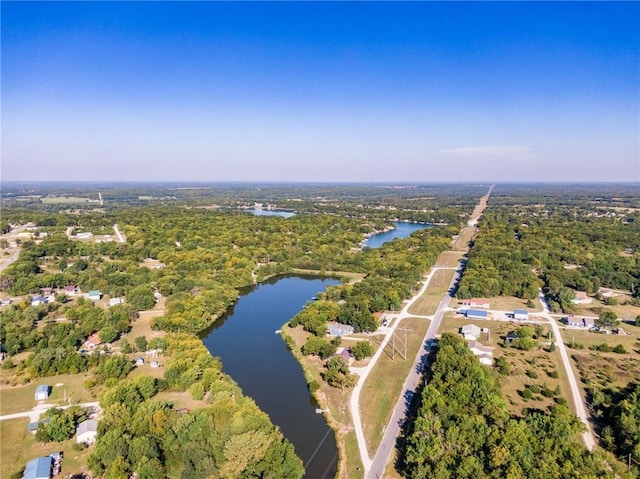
[572,291,592,304]
[460,298,490,309]
[565,316,582,327]
[76,232,93,239]
[460,324,482,341]
[76,419,98,445]
[327,322,355,337]
[465,309,488,320]
[23,456,53,479]
[64,285,78,296]
[109,297,124,307]
[31,296,48,307]
[84,333,102,350]
[335,347,353,365]
[34,385,50,401]
[513,309,529,320]
[88,290,102,301]
[467,341,494,366]
[583,317,596,329]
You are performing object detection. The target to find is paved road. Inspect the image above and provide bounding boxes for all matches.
[537,291,596,451]
[0,401,101,423]
[366,268,461,479]
[0,249,21,273]
[350,267,442,472]
[361,185,494,478]
[113,224,126,243]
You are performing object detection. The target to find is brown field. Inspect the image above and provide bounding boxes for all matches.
[0,417,93,479]
[407,268,456,316]
[0,374,94,415]
[559,324,640,352]
[571,352,640,395]
[153,390,208,410]
[570,296,640,321]
[434,250,464,268]
[360,316,431,454]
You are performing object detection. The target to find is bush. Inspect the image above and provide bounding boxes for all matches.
[308,380,320,393]
[526,370,538,379]
[522,388,533,399]
[189,382,205,401]
[548,370,559,379]
[351,341,374,360]
[612,344,627,354]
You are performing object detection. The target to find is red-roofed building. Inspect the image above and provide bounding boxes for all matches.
[460,298,490,309]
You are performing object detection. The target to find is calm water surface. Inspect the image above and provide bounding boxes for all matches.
[201,275,340,479]
[363,221,433,248]
[248,209,296,218]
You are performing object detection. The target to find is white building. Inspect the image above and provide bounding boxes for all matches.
[76,419,98,445]
[460,324,482,341]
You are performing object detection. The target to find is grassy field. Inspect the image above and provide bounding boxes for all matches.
[559,322,640,352]
[438,316,571,416]
[407,268,456,316]
[153,390,208,410]
[434,250,464,268]
[570,296,640,321]
[40,196,90,204]
[0,374,94,415]
[0,417,93,478]
[290,268,367,284]
[451,295,541,312]
[360,316,430,453]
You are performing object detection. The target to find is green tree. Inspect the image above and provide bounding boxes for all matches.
[351,341,374,360]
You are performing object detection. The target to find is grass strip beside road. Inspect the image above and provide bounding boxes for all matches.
[360,316,430,454]
[407,268,456,316]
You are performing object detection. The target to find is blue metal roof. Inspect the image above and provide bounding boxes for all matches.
[35,384,49,394]
[513,309,528,315]
[465,309,487,318]
[24,456,52,479]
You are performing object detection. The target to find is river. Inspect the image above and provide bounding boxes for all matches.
[201,275,341,479]
[362,221,433,249]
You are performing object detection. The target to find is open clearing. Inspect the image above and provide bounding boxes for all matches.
[290,268,367,284]
[0,374,94,415]
[360,316,430,454]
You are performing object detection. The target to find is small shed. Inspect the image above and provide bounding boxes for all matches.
[461,298,490,309]
[88,290,102,301]
[34,385,50,401]
[135,357,144,366]
[76,419,98,445]
[109,297,124,307]
[327,322,355,337]
[465,309,488,320]
[513,309,529,320]
[24,456,53,479]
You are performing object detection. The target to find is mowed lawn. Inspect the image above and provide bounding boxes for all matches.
[360,316,430,453]
[408,268,456,317]
[0,417,93,478]
[0,374,94,415]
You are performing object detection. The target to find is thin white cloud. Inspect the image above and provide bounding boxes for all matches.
[439,145,533,160]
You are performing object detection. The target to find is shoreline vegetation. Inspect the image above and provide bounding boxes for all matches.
[2,183,638,478]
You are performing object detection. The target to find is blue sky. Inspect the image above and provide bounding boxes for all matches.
[2,1,638,182]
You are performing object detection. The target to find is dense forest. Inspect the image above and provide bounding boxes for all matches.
[0,187,471,478]
[456,206,640,311]
[400,334,634,479]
